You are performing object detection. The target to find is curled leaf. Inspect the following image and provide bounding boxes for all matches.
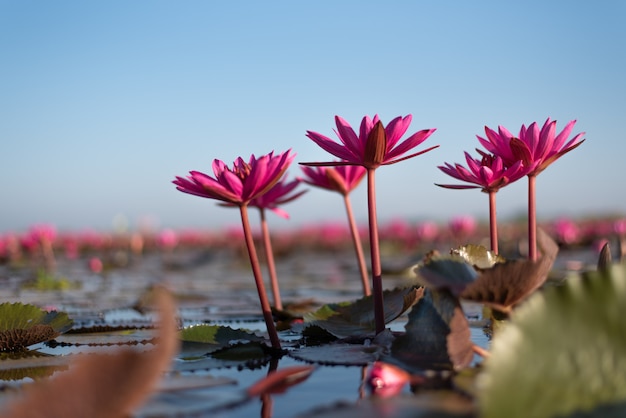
[303,286,423,338]
[461,228,558,313]
[0,303,73,352]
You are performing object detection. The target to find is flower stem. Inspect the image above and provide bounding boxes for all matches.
[528,174,537,261]
[343,194,371,296]
[367,168,385,334]
[488,191,498,254]
[239,205,281,350]
[259,208,282,311]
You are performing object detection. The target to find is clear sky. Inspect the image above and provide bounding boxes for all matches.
[1,1,625,234]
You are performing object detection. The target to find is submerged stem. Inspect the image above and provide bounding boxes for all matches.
[528,175,537,261]
[343,194,371,296]
[367,168,385,334]
[488,191,498,254]
[239,205,281,350]
[259,208,282,310]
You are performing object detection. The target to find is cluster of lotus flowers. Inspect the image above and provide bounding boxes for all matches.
[173,114,586,350]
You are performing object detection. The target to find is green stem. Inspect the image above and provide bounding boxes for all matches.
[489,190,498,254]
[259,208,282,311]
[367,168,385,334]
[528,174,537,261]
[239,205,281,350]
[343,194,371,296]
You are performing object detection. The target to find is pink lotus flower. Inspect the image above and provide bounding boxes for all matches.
[478,118,584,260]
[173,150,295,206]
[174,150,295,350]
[436,151,527,193]
[248,177,306,219]
[478,118,585,176]
[305,115,437,169]
[303,114,438,334]
[299,165,366,196]
[436,151,527,254]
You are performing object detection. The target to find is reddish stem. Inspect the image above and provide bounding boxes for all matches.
[367,168,385,334]
[488,190,498,254]
[343,194,371,296]
[259,208,282,311]
[239,205,281,350]
[528,174,537,261]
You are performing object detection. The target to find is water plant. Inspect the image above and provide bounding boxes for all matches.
[478,118,585,260]
[173,150,296,350]
[437,150,527,253]
[0,303,73,352]
[302,114,438,334]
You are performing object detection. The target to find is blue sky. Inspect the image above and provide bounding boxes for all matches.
[1,1,625,233]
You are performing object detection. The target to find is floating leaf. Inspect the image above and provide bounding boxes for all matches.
[0,303,73,352]
[174,341,272,372]
[289,343,384,366]
[180,324,262,345]
[390,288,473,371]
[303,286,423,338]
[461,229,558,313]
[479,264,626,418]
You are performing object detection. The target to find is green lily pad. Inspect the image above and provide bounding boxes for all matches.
[478,264,626,418]
[302,286,423,338]
[0,303,73,352]
[178,324,264,358]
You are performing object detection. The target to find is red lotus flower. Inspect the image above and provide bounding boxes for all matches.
[436,150,527,192]
[478,118,585,176]
[299,164,366,196]
[304,115,437,169]
[173,150,295,205]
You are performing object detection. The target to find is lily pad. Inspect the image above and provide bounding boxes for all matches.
[390,288,473,371]
[303,286,423,338]
[0,303,73,352]
[478,264,626,418]
[174,342,272,372]
[289,343,384,366]
[180,324,262,345]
